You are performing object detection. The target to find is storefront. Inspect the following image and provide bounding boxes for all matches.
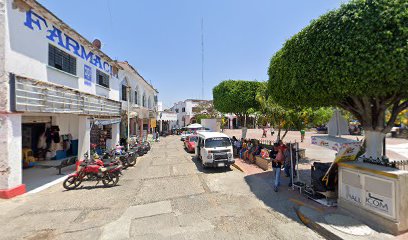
[2,75,121,197]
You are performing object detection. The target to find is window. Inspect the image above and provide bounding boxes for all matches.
[48,44,76,75]
[142,94,146,107]
[122,85,127,101]
[182,107,186,112]
[134,91,138,104]
[97,70,109,88]
[175,109,179,113]
[205,137,232,148]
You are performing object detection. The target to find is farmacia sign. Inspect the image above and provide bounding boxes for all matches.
[23,10,112,75]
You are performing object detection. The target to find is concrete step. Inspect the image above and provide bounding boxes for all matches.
[295,205,394,240]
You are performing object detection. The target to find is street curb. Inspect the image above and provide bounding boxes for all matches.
[294,206,343,240]
[232,163,244,172]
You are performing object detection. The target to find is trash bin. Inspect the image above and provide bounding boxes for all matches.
[391,130,397,138]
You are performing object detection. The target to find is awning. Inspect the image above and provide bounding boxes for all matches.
[93,118,121,126]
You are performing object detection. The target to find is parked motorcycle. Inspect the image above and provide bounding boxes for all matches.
[63,153,122,190]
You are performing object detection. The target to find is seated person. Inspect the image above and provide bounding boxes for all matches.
[250,142,262,163]
[244,140,254,162]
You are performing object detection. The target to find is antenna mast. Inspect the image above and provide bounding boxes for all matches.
[201,17,204,100]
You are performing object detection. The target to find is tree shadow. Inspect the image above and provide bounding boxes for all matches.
[190,156,233,174]
[243,168,331,223]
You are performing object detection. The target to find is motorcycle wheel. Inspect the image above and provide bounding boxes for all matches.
[127,155,137,166]
[102,173,119,187]
[63,176,80,190]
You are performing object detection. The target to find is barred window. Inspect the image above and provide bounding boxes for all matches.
[97,70,110,88]
[122,85,127,101]
[48,44,76,75]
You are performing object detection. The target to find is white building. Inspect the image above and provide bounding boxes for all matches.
[170,99,209,128]
[156,101,177,133]
[0,0,154,198]
[117,61,158,141]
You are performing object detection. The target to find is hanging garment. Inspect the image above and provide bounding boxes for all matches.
[37,132,47,149]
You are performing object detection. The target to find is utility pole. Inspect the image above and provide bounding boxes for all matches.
[201,17,204,100]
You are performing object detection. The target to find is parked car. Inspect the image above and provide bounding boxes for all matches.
[180,131,193,141]
[184,135,197,153]
[195,132,234,169]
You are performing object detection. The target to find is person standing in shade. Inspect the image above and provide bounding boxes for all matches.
[300,129,305,142]
[270,127,275,137]
[270,143,284,192]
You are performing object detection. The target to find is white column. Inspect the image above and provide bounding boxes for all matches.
[78,116,91,158]
[230,118,233,129]
[159,120,163,132]
[0,114,23,191]
[107,123,120,150]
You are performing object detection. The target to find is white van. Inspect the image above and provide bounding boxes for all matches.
[195,132,234,168]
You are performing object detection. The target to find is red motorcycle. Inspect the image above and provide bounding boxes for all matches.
[63,153,122,190]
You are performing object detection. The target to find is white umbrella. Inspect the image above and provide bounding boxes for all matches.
[186,123,203,129]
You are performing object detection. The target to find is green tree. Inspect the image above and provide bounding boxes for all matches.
[268,0,407,159]
[310,108,334,127]
[213,80,262,127]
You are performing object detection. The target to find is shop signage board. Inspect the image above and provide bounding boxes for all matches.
[23,10,112,75]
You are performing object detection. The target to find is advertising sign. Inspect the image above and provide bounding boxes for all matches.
[364,191,394,218]
[84,65,92,86]
[341,183,362,206]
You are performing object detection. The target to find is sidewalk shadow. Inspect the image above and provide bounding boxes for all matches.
[190,156,233,174]
[243,168,329,222]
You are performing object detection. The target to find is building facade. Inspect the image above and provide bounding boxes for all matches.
[170,99,209,128]
[117,61,158,141]
[156,102,177,133]
[0,0,157,198]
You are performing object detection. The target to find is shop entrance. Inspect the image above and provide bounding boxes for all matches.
[21,116,78,192]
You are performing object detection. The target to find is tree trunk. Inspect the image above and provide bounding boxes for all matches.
[363,130,385,160]
[276,128,281,142]
[244,114,247,127]
[281,129,289,141]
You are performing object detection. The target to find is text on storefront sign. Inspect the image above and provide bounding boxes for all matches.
[23,10,112,75]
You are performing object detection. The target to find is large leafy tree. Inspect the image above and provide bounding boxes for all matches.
[213,80,262,127]
[268,0,407,159]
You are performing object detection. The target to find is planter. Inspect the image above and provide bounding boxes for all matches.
[255,156,271,171]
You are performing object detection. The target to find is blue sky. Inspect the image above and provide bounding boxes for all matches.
[38,0,346,109]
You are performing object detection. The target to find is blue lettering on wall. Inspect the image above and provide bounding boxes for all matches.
[84,65,93,86]
[80,45,94,62]
[24,10,48,30]
[91,55,102,69]
[65,35,81,57]
[46,26,65,48]
[24,10,111,75]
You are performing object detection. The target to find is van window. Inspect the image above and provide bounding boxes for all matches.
[205,137,231,148]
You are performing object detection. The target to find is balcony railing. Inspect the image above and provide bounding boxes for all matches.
[11,74,121,116]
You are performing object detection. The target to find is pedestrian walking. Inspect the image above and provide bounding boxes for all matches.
[262,127,267,138]
[300,129,305,142]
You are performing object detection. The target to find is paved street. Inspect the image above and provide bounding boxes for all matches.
[0,135,321,240]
